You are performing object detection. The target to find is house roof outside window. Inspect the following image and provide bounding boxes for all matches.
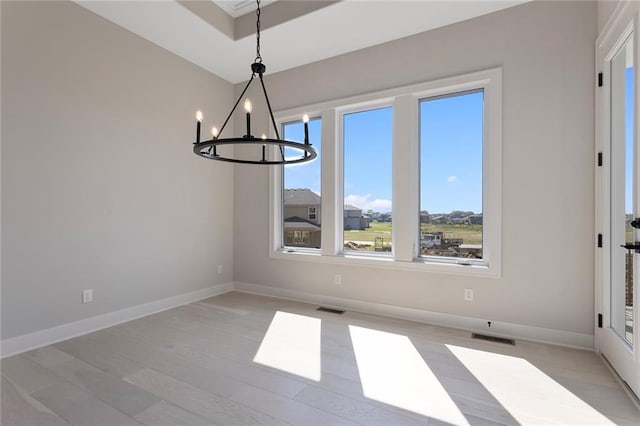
[284,188,321,205]
[283,215,321,231]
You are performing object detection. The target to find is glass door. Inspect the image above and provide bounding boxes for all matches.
[601,15,639,397]
[611,34,634,347]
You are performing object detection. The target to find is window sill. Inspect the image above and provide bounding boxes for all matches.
[270,249,500,278]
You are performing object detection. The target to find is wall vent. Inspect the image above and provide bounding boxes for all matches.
[316,307,345,315]
[472,333,515,345]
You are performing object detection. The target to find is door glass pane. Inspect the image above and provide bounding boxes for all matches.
[611,35,634,345]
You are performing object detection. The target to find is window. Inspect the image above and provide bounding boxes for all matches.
[285,230,310,246]
[343,107,393,254]
[282,118,322,250]
[272,68,501,277]
[419,90,484,260]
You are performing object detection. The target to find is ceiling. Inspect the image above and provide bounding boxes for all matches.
[75,0,531,84]
[215,0,279,18]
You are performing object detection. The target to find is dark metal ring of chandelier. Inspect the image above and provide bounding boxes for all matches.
[192,0,317,165]
[194,138,316,165]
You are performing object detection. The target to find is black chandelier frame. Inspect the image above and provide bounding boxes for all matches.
[192,0,317,165]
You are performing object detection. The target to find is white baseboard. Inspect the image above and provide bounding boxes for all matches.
[1,282,234,358]
[233,281,594,351]
[1,280,594,358]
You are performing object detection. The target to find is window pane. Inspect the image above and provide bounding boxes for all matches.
[420,90,483,260]
[283,118,321,249]
[610,35,634,344]
[343,107,393,253]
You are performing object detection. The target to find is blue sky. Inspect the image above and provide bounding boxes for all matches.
[344,107,393,212]
[420,91,483,213]
[626,66,634,214]
[283,91,484,214]
[283,119,322,194]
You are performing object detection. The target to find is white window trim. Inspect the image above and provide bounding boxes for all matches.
[270,112,324,255]
[269,68,502,278]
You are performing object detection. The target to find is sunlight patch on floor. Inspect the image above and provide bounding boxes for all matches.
[349,325,470,425]
[253,311,321,381]
[447,344,616,425]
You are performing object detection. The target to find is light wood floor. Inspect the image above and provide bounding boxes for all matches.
[2,291,639,425]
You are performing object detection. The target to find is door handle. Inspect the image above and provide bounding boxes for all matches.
[620,242,640,252]
[631,218,640,229]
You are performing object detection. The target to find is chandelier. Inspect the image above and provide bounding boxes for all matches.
[192,0,317,165]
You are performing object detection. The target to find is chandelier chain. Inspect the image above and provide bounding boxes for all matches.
[255,0,262,63]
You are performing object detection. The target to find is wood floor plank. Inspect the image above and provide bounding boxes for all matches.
[31,381,142,426]
[137,309,262,359]
[227,381,355,425]
[134,401,211,426]
[79,329,255,399]
[103,319,309,398]
[124,368,288,425]
[293,383,429,425]
[26,354,161,418]
[164,343,308,398]
[54,337,146,379]
[1,354,66,394]
[552,375,640,422]
[449,394,518,425]
[23,346,75,368]
[1,376,70,426]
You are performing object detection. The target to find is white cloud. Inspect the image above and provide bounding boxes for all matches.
[447,176,459,183]
[344,194,392,212]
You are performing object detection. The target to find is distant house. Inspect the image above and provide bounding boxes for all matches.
[283,189,321,247]
[283,190,370,247]
[283,216,321,247]
[466,214,483,225]
[377,212,392,222]
[344,204,370,230]
[430,215,448,225]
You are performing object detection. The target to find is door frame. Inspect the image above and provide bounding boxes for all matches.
[595,0,640,397]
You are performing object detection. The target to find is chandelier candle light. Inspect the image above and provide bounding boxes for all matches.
[192,0,317,165]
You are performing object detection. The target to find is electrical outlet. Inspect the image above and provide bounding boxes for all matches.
[82,289,93,304]
[217,264,223,274]
[335,274,341,285]
[464,289,474,301]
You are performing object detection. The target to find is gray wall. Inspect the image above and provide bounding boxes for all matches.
[233,1,597,335]
[598,0,621,34]
[1,1,234,339]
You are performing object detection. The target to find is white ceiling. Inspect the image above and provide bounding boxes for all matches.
[215,0,279,18]
[75,1,530,84]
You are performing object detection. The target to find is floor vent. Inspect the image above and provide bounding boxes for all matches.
[316,307,345,315]
[472,333,516,345]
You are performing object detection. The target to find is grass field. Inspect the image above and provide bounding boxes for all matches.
[343,221,483,249]
[344,222,392,250]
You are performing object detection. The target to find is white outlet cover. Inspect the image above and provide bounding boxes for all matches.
[464,289,473,301]
[82,289,93,303]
